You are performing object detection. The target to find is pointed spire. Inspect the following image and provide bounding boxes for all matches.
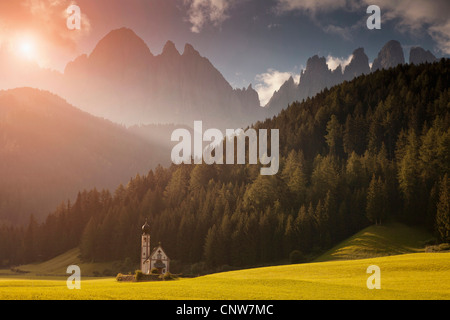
[162,40,180,57]
[142,219,151,234]
[183,43,200,57]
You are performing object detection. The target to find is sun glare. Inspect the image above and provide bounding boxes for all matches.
[13,34,38,61]
[18,41,35,60]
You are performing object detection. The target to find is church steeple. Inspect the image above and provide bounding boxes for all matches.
[142,219,151,234]
[141,219,151,273]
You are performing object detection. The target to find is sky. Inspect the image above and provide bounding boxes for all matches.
[0,0,449,105]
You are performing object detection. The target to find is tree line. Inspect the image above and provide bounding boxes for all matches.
[0,59,449,273]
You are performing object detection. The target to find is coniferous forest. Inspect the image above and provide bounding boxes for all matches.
[1,59,449,274]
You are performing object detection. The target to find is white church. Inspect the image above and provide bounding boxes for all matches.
[141,220,170,274]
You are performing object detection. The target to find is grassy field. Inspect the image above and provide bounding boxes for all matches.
[0,253,449,300]
[1,223,448,300]
[7,248,115,277]
[314,222,433,262]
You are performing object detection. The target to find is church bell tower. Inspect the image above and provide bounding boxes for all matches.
[141,220,151,273]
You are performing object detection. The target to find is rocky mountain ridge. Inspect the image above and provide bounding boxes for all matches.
[264,40,438,117]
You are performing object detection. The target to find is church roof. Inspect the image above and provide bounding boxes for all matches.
[150,243,170,261]
[143,244,170,263]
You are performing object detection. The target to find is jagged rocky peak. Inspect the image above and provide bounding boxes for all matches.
[234,83,261,108]
[332,64,343,74]
[269,75,297,97]
[162,40,180,57]
[65,27,153,78]
[183,43,201,57]
[304,55,330,74]
[409,47,437,65]
[279,76,298,92]
[371,40,405,71]
[286,76,295,84]
[343,47,370,80]
[352,47,366,57]
[89,27,153,61]
[300,54,335,92]
[237,83,258,92]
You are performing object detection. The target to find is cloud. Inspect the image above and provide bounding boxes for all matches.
[254,68,300,106]
[276,0,350,14]
[183,0,235,33]
[367,0,450,54]
[429,20,450,55]
[322,24,354,41]
[275,0,450,54]
[275,0,362,41]
[326,53,353,71]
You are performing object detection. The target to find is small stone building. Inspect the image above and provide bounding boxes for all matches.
[141,220,170,274]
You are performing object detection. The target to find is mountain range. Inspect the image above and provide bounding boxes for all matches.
[0,28,441,225]
[61,28,263,129]
[0,28,439,130]
[264,40,438,117]
[3,58,447,269]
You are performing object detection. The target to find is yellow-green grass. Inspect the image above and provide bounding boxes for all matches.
[1,222,447,300]
[7,248,117,277]
[12,222,433,277]
[14,223,430,277]
[315,222,433,262]
[1,253,449,300]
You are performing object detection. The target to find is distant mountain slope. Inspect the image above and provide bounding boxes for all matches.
[15,248,119,277]
[0,88,171,224]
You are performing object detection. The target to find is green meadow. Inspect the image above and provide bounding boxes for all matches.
[1,253,449,300]
[314,222,433,262]
[1,223,449,300]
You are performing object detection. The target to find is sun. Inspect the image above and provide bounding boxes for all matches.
[18,40,35,60]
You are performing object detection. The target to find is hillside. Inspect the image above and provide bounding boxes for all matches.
[1,60,448,273]
[11,221,435,277]
[4,219,448,300]
[9,248,125,277]
[314,223,434,262]
[0,88,171,224]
